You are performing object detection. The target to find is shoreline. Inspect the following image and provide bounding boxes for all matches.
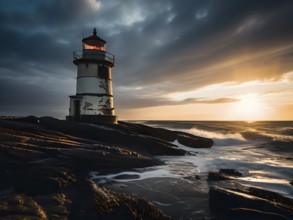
[0,116,292,219]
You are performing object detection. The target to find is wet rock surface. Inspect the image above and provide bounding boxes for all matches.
[208,169,243,181]
[219,169,242,177]
[107,177,211,220]
[209,185,293,220]
[208,168,293,219]
[0,116,213,219]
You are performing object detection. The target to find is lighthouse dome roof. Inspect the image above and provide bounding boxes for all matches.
[82,28,106,45]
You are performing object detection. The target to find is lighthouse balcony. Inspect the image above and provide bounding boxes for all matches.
[73,49,115,66]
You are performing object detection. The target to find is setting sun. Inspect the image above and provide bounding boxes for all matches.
[229,94,268,120]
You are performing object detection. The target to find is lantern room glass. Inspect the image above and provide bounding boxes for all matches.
[84,43,105,51]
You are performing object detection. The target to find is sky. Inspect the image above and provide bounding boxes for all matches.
[0,0,292,120]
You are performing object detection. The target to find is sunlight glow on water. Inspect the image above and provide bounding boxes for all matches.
[239,176,289,184]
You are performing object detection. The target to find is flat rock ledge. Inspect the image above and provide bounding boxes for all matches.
[0,116,213,219]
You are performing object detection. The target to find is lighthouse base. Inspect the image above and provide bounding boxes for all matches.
[66,115,118,124]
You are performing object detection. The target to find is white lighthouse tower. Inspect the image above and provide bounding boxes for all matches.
[66,29,117,124]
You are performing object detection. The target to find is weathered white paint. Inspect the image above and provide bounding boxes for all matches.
[76,78,112,94]
[80,95,114,115]
[69,95,114,116]
[73,60,114,116]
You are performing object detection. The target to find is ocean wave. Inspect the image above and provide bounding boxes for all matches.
[143,121,293,147]
[268,139,293,152]
[277,127,293,136]
[240,131,273,141]
[187,127,244,140]
[184,127,281,146]
[185,127,248,146]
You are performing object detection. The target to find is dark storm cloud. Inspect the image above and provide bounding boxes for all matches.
[0,0,98,116]
[0,76,73,116]
[0,0,292,116]
[121,0,293,86]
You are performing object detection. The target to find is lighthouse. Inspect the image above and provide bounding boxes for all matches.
[66,29,117,124]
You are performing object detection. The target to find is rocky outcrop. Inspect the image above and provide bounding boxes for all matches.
[208,169,293,219]
[209,186,293,220]
[118,121,213,148]
[38,117,187,156]
[0,194,47,220]
[208,169,243,181]
[0,116,214,219]
[91,181,172,220]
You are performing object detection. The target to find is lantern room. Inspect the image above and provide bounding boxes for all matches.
[83,28,106,51]
[73,28,114,67]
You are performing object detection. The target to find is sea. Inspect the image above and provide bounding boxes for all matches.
[91,121,293,218]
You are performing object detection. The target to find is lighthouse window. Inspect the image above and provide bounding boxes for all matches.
[98,66,109,79]
[84,43,105,51]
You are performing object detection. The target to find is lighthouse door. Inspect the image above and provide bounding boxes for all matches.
[74,100,80,120]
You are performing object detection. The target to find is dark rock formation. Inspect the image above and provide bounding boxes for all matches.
[208,172,232,181]
[209,186,293,220]
[118,121,213,148]
[35,193,70,220]
[219,169,242,177]
[0,116,213,219]
[0,194,47,220]
[91,181,172,220]
[208,169,242,181]
[38,117,187,156]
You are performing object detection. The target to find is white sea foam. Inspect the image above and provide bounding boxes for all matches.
[188,127,245,140]
[183,127,248,146]
[90,167,183,184]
